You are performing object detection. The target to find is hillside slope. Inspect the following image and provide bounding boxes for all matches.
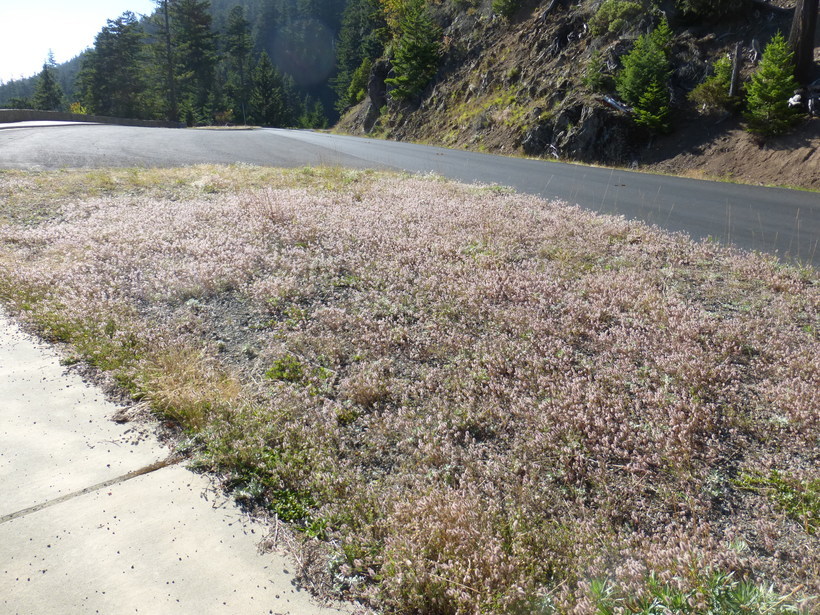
[337,0,819,189]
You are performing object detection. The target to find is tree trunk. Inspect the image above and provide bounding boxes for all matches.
[162,0,178,122]
[789,0,819,84]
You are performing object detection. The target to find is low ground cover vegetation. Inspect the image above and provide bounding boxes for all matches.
[0,165,816,613]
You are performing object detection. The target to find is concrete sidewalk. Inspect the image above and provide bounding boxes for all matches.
[0,313,352,615]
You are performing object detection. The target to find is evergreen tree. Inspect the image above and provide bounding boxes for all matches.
[334,0,385,112]
[153,0,179,121]
[384,0,441,102]
[77,13,152,119]
[223,5,253,124]
[616,19,673,133]
[745,32,801,136]
[32,52,65,111]
[282,74,302,126]
[172,0,219,123]
[634,78,670,133]
[299,95,327,128]
[250,52,287,126]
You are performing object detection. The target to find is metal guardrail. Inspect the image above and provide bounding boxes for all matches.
[0,109,185,129]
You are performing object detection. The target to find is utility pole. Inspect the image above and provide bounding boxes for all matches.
[788,0,818,84]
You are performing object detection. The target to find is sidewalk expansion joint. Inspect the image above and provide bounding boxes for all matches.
[0,455,183,525]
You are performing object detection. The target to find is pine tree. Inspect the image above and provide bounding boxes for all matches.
[384,0,441,102]
[334,0,385,112]
[32,52,65,111]
[249,52,286,126]
[616,19,673,133]
[77,13,152,119]
[172,0,218,124]
[153,0,179,121]
[745,32,801,136]
[223,5,253,124]
[635,78,670,132]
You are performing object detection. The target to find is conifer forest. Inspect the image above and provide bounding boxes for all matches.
[1,0,384,127]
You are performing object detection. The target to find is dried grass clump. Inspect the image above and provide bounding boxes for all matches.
[139,345,244,431]
[0,165,816,613]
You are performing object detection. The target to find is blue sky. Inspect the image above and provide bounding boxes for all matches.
[1,0,158,83]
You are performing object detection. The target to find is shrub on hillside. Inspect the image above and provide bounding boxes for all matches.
[582,50,614,92]
[689,55,739,113]
[589,0,644,37]
[676,0,747,18]
[346,58,372,106]
[744,32,801,136]
[492,0,521,19]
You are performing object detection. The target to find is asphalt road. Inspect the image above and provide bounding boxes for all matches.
[1,122,817,265]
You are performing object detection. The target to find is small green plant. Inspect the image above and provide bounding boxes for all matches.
[744,32,802,137]
[735,470,819,534]
[492,0,521,19]
[582,51,612,93]
[635,78,671,132]
[689,55,738,113]
[676,0,746,18]
[589,0,644,37]
[265,353,304,383]
[591,570,809,614]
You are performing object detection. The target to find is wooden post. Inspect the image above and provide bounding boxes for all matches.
[729,43,742,99]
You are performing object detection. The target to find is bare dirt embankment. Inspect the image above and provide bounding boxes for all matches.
[641,117,820,190]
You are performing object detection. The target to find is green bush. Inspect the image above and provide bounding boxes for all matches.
[590,0,644,37]
[492,0,521,19]
[616,19,673,132]
[582,50,612,92]
[265,353,304,382]
[676,0,746,18]
[689,55,738,113]
[744,32,801,136]
[346,57,372,106]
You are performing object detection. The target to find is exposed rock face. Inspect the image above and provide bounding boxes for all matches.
[561,104,636,163]
[522,103,636,163]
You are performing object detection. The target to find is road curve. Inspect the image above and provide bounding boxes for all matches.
[1,123,817,265]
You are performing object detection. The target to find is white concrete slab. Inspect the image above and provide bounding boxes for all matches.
[0,316,166,516]
[1,464,348,614]
[0,313,353,614]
